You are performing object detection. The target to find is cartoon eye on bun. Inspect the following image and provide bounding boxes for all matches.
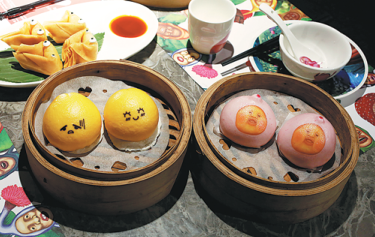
[276,113,336,169]
[42,93,102,153]
[219,94,277,148]
[103,88,160,151]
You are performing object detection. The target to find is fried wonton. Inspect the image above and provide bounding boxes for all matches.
[44,10,86,44]
[13,40,63,75]
[62,29,98,68]
[0,19,47,51]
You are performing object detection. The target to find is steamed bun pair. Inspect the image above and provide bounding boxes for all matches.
[43,88,160,154]
[219,94,336,170]
[0,11,98,75]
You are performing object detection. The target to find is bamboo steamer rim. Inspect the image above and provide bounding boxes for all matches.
[193,72,359,196]
[22,60,192,184]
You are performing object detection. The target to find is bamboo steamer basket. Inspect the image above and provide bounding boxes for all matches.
[22,60,192,215]
[26,60,186,181]
[192,72,359,224]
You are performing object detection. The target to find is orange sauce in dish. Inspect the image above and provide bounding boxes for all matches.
[110,15,147,38]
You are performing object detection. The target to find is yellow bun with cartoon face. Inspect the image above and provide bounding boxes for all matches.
[42,92,102,152]
[104,88,159,142]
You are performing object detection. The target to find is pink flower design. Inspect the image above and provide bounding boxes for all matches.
[1,185,31,207]
[192,65,218,79]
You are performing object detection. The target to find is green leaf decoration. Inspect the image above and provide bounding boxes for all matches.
[0,32,105,84]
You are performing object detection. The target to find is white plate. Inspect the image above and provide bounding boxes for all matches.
[0,1,158,88]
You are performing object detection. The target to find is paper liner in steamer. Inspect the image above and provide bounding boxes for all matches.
[206,89,341,182]
[34,76,169,172]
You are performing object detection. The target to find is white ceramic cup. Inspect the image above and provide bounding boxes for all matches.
[188,0,236,55]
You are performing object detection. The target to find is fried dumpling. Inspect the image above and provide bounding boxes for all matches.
[44,10,86,44]
[0,19,47,50]
[62,29,98,68]
[13,40,63,75]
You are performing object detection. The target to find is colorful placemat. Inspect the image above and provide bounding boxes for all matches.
[0,121,65,236]
[156,0,375,153]
[156,0,311,89]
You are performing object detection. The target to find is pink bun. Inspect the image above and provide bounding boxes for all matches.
[219,94,277,148]
[276,113,336,169]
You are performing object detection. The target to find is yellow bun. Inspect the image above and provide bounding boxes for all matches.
[104,88,159,142]
[42,92,102,152]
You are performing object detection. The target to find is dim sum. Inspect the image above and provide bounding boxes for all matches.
[13,40,63,75]
[0,19,47,50]
[62,29,98,68]
[44,10,86,44]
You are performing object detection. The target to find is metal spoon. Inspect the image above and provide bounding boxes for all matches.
[259,4,323,66]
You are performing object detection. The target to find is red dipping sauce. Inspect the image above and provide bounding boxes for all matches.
[110,15,147,38]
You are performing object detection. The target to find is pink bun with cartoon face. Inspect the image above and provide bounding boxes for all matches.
[276,113,336,169]
[219,94,277,148]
